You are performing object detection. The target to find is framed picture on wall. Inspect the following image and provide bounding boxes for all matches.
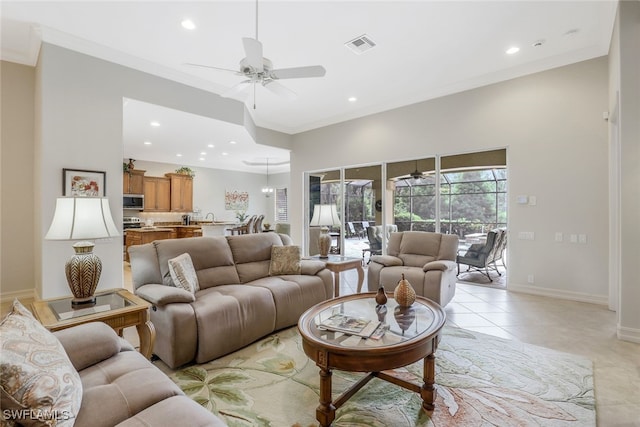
[63,168,106,197]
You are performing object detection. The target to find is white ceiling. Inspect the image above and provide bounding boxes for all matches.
[1,1,617,172]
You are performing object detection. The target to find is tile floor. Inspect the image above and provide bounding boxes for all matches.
[5,263,637,426]
[328,268,640,427]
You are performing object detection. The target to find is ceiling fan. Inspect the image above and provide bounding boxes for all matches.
[185,0,326,108]
[409,160,426,179]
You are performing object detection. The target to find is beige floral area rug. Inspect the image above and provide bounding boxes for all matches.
[169,326,595,426]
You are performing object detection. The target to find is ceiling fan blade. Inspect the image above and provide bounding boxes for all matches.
[271,65,326,79]
[242,37,264,72]
[183,63,238,73]
[220,80,251,98]
[263,80,297,101]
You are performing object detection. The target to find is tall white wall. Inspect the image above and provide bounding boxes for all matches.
[34,43,290,299]
[609,1,640,342]
[290,57,610,304]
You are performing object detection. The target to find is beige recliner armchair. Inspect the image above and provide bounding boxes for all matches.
[367,231,459,306]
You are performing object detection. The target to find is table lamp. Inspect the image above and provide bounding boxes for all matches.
[45,197,120,305]
[309,204,341,258]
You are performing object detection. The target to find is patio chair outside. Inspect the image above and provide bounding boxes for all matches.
[456,229,506,281]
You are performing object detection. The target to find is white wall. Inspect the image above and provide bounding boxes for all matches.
[290,57,610,304]
[609,1,640,342]
[34,43,290,299]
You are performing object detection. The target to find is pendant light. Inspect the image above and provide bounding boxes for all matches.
[262,158,274,197]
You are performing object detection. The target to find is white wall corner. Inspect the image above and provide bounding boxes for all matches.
[617,325,640,344]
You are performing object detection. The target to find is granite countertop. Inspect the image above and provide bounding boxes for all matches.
[127,227,174,233]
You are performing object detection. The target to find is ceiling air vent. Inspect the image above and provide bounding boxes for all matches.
[344,34,376,55]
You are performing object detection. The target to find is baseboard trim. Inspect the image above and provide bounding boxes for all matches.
[617,325,640,343]
[507,283,608,306]
[0,289,36,304]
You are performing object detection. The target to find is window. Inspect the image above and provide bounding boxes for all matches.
[275,188,288,222]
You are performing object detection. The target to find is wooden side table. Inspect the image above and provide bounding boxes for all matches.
[310,255,364,297]
[31,288,156,359]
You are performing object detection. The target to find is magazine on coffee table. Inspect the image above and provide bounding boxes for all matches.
[318,313,380,338]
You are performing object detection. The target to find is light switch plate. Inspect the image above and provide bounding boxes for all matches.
[570,234,578,243]
[578,234,587,244]
[555,232,563,242]
[528,196,537,206]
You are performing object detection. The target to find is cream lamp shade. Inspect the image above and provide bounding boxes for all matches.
[45,197,119,305]
[309,204,340,258]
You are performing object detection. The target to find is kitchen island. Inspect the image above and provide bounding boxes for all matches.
[200,221,238,236]
[124,225,203,261]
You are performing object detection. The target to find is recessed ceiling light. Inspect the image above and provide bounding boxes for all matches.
[222,152,229,156]
[143,141,152,145]
[506,47,520,55]
[150,121,160,127]
[532,39,545,47]
[229,140,236,144]
[207,144,214,148]
[199,157,205,161]
[348,97,357,102]
[176,153,183,157]
[200,152,206,155]
[181,19,196,30]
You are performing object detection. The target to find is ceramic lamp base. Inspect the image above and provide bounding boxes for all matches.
[65,241,101,306]
[318,226,331,258]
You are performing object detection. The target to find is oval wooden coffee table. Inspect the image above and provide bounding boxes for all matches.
[298,292,446,426]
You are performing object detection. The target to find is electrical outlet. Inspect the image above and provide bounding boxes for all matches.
[527,274,535,284]
[518,231,535,240]
[555,232,563,242]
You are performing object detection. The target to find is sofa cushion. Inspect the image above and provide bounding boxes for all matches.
[269,245,301,276]
[227,233,286,283]
[54,322,122,372]
[168,253,200,293]
[115,396,226,427]
[155,237,240,289]
[75,350,183,427]
[192,285,276,363]
[0,300,82,427]
[249,275,330,329]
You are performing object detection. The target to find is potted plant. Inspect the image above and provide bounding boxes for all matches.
[175,166,195,177]
[235,211,248,222]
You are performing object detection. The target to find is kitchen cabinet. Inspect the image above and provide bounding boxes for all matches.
[124,228,172,262]
[143,177,171,211]
[175,226,202,238]
[123,169,145,194]
[166,173,193,212]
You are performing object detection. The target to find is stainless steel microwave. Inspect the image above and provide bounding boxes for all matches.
[123,194,144,210]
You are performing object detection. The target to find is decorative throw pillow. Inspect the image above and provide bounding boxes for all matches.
[168,253,200,294]
[269,245,302,276]
[0,299,82,427]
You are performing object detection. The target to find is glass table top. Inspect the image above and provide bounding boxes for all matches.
[308,295,441,349]
[48,291,133,321]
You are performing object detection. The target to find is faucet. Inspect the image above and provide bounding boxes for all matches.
[205,212,215,221]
